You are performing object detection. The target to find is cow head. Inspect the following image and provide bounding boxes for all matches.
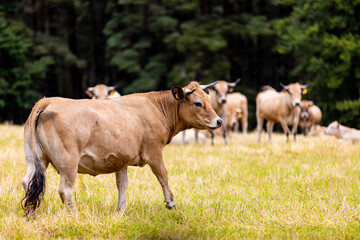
[210,78,241,105]
[86,84,120,99]
[325,121,341,138]
[171,81,222,130]
[280,82,307,107]
[300,100,314,121]
[228,109,243,129]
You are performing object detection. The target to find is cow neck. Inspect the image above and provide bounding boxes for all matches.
[147,90,185,141]
[282,93,293,111]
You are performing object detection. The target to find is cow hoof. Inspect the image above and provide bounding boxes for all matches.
[166,201,176,210]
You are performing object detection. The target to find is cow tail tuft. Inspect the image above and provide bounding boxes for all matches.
[21,98,51,217]
[21,156,46,217]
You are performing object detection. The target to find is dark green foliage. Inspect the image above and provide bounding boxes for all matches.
[275,0,360,127]
[0,11,53,122]
[2,0,358,128]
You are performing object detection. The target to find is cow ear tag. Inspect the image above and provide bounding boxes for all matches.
[110,91,114,96]
[309,105,313,109]
[302,89,307,94]
[238,113,242,119]
[229,88,233,93]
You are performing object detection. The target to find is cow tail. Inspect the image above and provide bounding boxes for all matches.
[22,98,51,216]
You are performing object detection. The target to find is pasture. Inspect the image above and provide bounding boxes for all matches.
[1,124,360,239]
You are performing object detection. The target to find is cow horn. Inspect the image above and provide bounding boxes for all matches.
[227,78,241,87]
[107,86,115,91]
[185,88,196,95]
[200,81,218,89]
[300,84,307,89]
[87,87,94,92]
[280,83,289,90]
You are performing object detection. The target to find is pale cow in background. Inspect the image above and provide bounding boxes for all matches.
[299,100,322,135]
[86,84,121,99]
[226,92,248,135]
[256,82,307,142]
[171,129,207,145]
[325,121,360,142]
[208,78,241,145]
[308,125,326,136]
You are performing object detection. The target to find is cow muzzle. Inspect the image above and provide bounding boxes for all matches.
[293,100,301,107]
[207,118,222,130]
[300,112,309,119]
[218,98,227,104]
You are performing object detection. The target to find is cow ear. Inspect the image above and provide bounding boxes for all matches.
[85,89,94,98]
[171,86,185,102]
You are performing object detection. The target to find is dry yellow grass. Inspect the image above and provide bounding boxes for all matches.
[1,124,360,239]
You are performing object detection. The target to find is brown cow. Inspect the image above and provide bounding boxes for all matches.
[256,83,307,142]
[21,82,222,217]
[208,78,241,145]
[299,100,322,136]
[86,84,121,99]
[226,92,248,135]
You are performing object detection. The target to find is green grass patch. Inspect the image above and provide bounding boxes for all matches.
[1,124,360,238]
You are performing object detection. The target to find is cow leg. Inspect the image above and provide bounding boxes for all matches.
[194,129,199,143]
[222,127,227,145]
[257,117,264,143]
[242,117,248,136]
[210,131,215,145]
[115,167,128,212]
[148,158,175,209]
[291,125,298,142]
[266,121,274,142]
[58,169,78,213]
[305,125,309,136]
[181,131,186,146]
[280,121,291,142]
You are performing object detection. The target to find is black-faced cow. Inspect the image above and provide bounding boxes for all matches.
[299,100,322,136]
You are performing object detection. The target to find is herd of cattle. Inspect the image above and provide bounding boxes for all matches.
[21,81,360,218]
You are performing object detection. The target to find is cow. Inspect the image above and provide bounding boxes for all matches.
[86,84,121,99]
[170,129,207,145]
[21,81,222,217]
[299,100,322,136]
[208,78,241,145]
[325,121,360,142]
[256,82,307,142]
[308,125,326,136]
[226,92,248,135]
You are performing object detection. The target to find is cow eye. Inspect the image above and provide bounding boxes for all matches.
[194,102,203,108]
[212,87,219,95]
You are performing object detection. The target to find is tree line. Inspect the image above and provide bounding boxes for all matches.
[1,0,359,129]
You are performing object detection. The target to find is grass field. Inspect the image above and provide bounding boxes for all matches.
[1,124,360,239]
